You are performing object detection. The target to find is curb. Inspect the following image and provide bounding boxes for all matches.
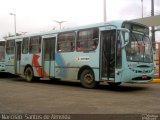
[150,79,160,83]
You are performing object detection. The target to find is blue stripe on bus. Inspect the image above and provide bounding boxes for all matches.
[55,53,66,77]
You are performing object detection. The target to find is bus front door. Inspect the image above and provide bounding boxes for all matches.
[42,37,56,78]
[15,41,22,74]
[101,30,116,80]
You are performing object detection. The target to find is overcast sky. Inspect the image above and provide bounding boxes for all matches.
[0,0,159,40]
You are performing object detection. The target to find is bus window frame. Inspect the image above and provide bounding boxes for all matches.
[22,37,29,54]
[29,36,41,54]
[57,31,76,52]
[76,28,99,52]
[6,39,15,55]
[0,41,5,62]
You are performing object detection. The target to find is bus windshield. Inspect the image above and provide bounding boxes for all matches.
[126,32,153,63]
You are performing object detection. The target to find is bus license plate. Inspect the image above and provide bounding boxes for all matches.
[142,75,147,80]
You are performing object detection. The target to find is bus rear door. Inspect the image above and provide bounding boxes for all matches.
[42,35,56,78]
[15,40,22,74]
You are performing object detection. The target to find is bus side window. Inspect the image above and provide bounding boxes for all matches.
[29,36,41,54]
[22,37,29,54]
[57,43,61,52]
[71,42,75,51]
[92,39,98,50]
[0,45,5,61]
[6,40,15,55]
[0,52,4,61]
[77,42,84,51]
[57,32,75,52]
[77,28,99,51]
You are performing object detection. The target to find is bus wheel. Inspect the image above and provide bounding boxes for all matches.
[80,69,98,89]
[108,82,121,86]
[24,67,34,82]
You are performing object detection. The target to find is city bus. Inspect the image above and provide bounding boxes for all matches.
[0,40,5,72]
[5,20,154,88]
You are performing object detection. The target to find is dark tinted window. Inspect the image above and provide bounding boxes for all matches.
[6,40,15,54]
[77,28,99,51]
[57,32,75,52]
[22,37,29,54]
[29,36,41,53]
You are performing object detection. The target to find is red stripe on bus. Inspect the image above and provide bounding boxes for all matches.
[32,54,48,77]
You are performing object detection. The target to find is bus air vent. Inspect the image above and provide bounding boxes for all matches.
[137,65,149,68]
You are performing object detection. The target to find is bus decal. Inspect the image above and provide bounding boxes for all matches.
[77,57,90,61]
[32,54,48,77]
[55,53,66,77]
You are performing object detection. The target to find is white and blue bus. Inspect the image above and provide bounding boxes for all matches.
[0,40,5,72]
[5,20,154,88]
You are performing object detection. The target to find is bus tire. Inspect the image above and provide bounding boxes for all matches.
[108,82,121,86]
[80,69,99,89]
[24,67,34,82]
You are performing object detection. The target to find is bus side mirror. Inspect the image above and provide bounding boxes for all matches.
[120,29,129,48]
[124,32,129,43]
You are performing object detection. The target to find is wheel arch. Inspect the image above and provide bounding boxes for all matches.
[77,65,95,80]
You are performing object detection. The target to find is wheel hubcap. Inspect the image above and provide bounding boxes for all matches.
[84,74,93,84]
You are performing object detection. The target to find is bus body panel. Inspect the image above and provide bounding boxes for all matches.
[120,61,154,83]
[21,53,42,77]
[21,54,32,74]
[55,47,100,81]
[32,53,43,77]
[5,55,15,74]
[41,36,56,78]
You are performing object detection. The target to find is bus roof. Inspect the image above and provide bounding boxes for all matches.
[6,20,142,40]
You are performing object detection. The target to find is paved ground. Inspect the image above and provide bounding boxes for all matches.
[0,72,160,115]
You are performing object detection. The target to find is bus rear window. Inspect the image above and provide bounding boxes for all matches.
[77,28,99,51]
